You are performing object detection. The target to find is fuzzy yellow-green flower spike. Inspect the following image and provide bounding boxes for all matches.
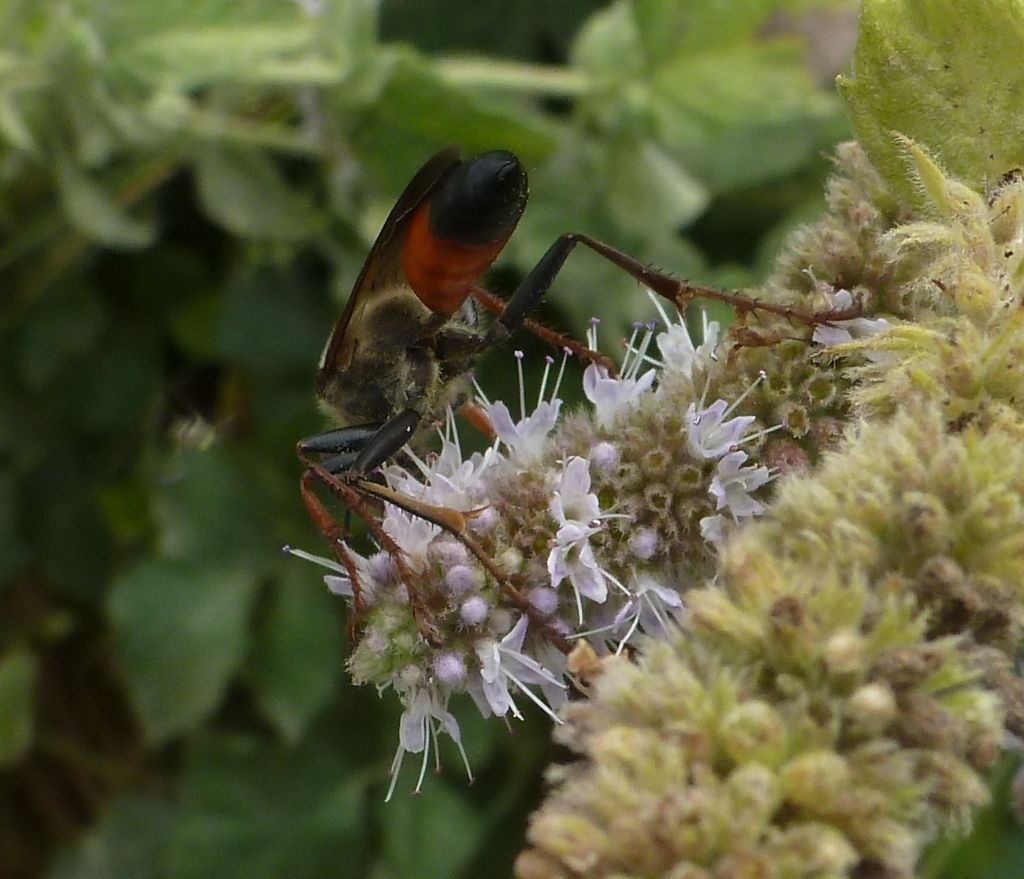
[516,3,1024,874]
[518,410,1012,879]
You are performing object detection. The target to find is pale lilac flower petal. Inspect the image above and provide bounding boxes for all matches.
[700,514,727,545]
[583,363,656,428]
[709,451,770,518]
[485,399,561,462]
[686,399,756,459]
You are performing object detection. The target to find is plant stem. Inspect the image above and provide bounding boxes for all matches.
[435,57,588,98]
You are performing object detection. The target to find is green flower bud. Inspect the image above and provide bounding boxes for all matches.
[720,701,788,769]
[780,751,851,811]
[846,682,898,736]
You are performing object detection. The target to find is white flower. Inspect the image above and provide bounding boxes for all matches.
[699,514,728,546]
[485,398,561,463]
[387,428,497,510]
[284,545,376,604]
[686,398,756,459]
[385,688,472,802]
[381,504,438,573]
[547,457,610,621]
[583,363,655,429]
[547,532,609,623]
[549,456,601,525]
[657,317,721,377]
[470,616,566,722]
[812,289,889,346]
[613,575,686,650]
[709,450,771,518]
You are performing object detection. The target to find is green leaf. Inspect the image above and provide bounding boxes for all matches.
[648,43,839,191]
[108,559,258,741]
[605,138,708,235]
[49,797,172,879]
[0,649,36,766]
[378,777,483,879]
[633,0,797,59]
[193,147,322,240]
[0,90,39,154]
[217,265,330,377]
[151,446,277,567]
[247,569,344,744]
[55,157,156,249]
[0,469,29,581]
[348,51,559,185]
[838,0,1024,204]
[57,329,161,432]
[570,0,645,81]
[166,735,366,879]
[16,284,107,390]
[118,24,342,88]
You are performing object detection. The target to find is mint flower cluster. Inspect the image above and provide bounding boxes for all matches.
[291,301,827,799]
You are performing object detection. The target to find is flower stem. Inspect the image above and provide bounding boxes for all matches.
[435,57,589,98]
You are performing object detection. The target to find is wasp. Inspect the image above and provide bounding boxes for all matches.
[296,146,860,641]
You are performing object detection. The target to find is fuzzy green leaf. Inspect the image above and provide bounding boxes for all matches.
[605,138,708,235]
[838,0,1024,204]
[166,736,365,879]
[56,158,156,249]
[378,777,483,879]
[348,51,559,186]
[193,147,322,240]
[108,560,258,742]
[150,446,279,569]
[247,570,344,744]
[48,797,172,879]
[0,649,36,766]
[119,24,344,88]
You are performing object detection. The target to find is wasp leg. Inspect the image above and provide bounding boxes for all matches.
[471,285,618,376]
[299,471,369,640]
[349,409,420,474]
[299,460,442,645]
[355,479,571,655]
[296,410,420,477]
[491,232,862,334]
[297,423,381,475]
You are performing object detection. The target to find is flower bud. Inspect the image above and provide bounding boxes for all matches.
[845,682,897,735]
[824,630,868,676]
[720,701,787,768]
[780,751,850,810]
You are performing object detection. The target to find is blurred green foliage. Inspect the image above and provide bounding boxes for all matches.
[0,0,1019,876]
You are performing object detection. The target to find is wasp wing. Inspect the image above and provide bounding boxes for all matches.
[317,146,462,382]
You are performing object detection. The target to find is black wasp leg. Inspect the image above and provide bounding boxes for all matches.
[490,232,859,339]
[349,409,421,474]
[297,422,382,476]
[297,409,420,476]
[490,233,650,339]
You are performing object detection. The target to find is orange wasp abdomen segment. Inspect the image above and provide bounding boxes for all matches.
[401,200,510,315]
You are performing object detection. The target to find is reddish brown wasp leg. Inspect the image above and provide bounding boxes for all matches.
[515,233,863,327]
[300,470,369,639]
[356,480,572,655]
[471,286,619,377]
[301,461,443,645]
